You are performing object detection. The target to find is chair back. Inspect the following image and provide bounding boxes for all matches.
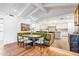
[24,37,29,43]
[24,37,28,40]
[46,33,55,46]
[18,36,24,41]
[39,37,44,43]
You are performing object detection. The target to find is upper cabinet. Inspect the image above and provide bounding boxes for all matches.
[74,5,79,26]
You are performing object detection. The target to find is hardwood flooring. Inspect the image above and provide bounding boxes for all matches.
[1,42,79,56]
[0,44,4,56]
[3,43,49,56]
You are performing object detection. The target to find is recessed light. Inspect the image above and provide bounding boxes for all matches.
[9,14,14,17]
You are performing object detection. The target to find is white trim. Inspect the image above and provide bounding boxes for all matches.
[4,40,17,45]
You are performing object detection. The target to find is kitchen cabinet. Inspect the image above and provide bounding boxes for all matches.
[74,5,79,26]
[55,32,61,39]
[48,26,56,32]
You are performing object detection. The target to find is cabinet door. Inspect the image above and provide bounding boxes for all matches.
[74,6,79,26]
[76,8,79,25]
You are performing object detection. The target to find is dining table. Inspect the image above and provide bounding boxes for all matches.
[23,34,41,46]
[22,35,41,38]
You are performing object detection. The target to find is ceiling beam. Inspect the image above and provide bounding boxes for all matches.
[17,4,31,17]
[21,8,39,19]
[30,16,38,21]
[27,8,39,17]
[33,3,47,12]
[43,3,78,7]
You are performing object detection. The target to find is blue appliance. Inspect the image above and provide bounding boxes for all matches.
[70,34,79,53]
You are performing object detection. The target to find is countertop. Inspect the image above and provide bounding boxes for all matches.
[70,33,79,35]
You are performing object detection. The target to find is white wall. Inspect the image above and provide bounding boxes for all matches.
[4,16,18,44]
[4,16,32,44]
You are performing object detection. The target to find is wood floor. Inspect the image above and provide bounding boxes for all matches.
[0,44,4,56]
[3,43,49,56]
[1,42,79,56]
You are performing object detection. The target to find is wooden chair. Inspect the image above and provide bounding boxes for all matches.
[17,36,25,47]
[44,32,54,46]
[35,37,45,55]
[35,37,44,44]
[24,37,33,49]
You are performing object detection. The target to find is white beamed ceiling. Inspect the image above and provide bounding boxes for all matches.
[0,3,78,22]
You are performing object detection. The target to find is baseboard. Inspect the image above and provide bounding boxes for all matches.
[4,40,17,44]
[4,41,17,46]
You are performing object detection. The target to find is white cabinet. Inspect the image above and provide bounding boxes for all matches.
[55,32,61,39]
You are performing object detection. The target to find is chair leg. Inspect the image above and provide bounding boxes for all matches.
[41,45,43,55]
[21,42,24,47]
[19,43,21,47]
[17,41,19,46]
[18,42,21,47]
[18,42,24,47]
[23,43,24,47]
[23,42,25,47]
[40,45,44,56]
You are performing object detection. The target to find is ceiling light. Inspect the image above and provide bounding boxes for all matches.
[9,14,14,17]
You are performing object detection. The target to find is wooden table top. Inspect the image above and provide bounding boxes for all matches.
[23,35,41,38]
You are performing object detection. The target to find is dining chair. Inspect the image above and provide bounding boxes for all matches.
[44,33,54,47]
[24,37,33,49]
[35,37,44,45]
[43,39,53,47]
[35,37,45,55]
[17,36,25,47]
